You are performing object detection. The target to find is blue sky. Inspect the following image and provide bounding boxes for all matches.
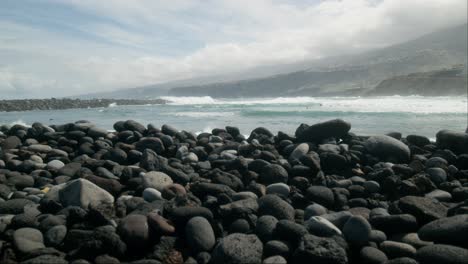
[0,0,466,98]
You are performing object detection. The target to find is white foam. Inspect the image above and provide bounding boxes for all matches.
[172,111,236,118]
[108,102,117,107]
[9,120,30,127]
[160,96,466,113]
[161,96,216,105]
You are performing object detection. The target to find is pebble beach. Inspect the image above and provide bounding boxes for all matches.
[0,119,467,264]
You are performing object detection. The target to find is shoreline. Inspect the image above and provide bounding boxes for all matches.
[0,98,167,112]
[0,119,467,263]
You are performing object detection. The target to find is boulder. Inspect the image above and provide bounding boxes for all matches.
[296,119,351,142]
[365,135,410,162]
[45,179,114,208]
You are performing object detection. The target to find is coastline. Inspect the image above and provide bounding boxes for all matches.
[0,98,167,112]
[0,119,467,263]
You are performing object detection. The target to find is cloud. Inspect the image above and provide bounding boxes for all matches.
[0,0,467,97]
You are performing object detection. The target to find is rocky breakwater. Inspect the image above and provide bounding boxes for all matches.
[0,119,467,264]
[0,98,167,112]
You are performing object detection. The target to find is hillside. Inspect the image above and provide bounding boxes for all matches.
[169,24,467,97]
[367,66,467,96]
[78,23,467,98]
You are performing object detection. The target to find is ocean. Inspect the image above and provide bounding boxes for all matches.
[1,96,467,139]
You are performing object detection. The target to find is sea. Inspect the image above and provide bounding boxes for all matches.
[1,96,467,139]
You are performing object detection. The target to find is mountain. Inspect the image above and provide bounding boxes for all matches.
[79,23,467,98]
[169,23,467,97]
[367,66,467,96]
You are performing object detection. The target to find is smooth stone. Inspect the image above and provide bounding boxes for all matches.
[369,214,418,235]
[258,195,295,220]
[418,214,468,244]
[426,167,447,185]
[266,183,290,197]
[293,234,348,264]
[8,175,34,189]
[0,198,34,214]
[44,225,67,247]
[255,215,278,242]
[365,135,410,162]
[46,179,114,208]
[304,203,328,220]
[28,144,53,153]
[369,230,387,244]
[295,119,351,142]
[425,157,448,168]
[142,188,163,202]
[22,255,67,264]
[398,196,448,224]
[47,160,65,170]
[2,136,21,149]
[380,241,417,259]
[186,216,216,253]
[416,244,468,264]
[147,212,175,235]
[360,246,388,264]
[436,130,468,154]
[321,211,353,229]
[289,143,309,162]
[274,220,308,244]
[88,126,109,138]
[363,180,380,193]
[385,257,419,264]
[263,240,290,258]
[343,215,371,245]
[391,233,433,249]
[259,164,288,185]
[117,214,149,249]
[141,171,173,191]
[305,216,342,237]
[425,189,452,202]
[211,233,263,264]
[305,186,335,208]
[13,227,45,253]
[161,184,186,200]
[263,256,287,264]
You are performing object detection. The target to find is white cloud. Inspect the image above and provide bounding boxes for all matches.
[1,0,467,97]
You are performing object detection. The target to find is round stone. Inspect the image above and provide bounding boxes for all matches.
[142,188,163,202]
[185,216,216,253]
[13,227,45,253]
[266,183,290,197]
[343,215,371,245]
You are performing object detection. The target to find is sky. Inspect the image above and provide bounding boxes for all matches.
[0,0,467,98]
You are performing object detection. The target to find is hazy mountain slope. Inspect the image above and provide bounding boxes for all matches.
[367,66,467,96]
[79,23,467,98]
[169,23,467,97]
